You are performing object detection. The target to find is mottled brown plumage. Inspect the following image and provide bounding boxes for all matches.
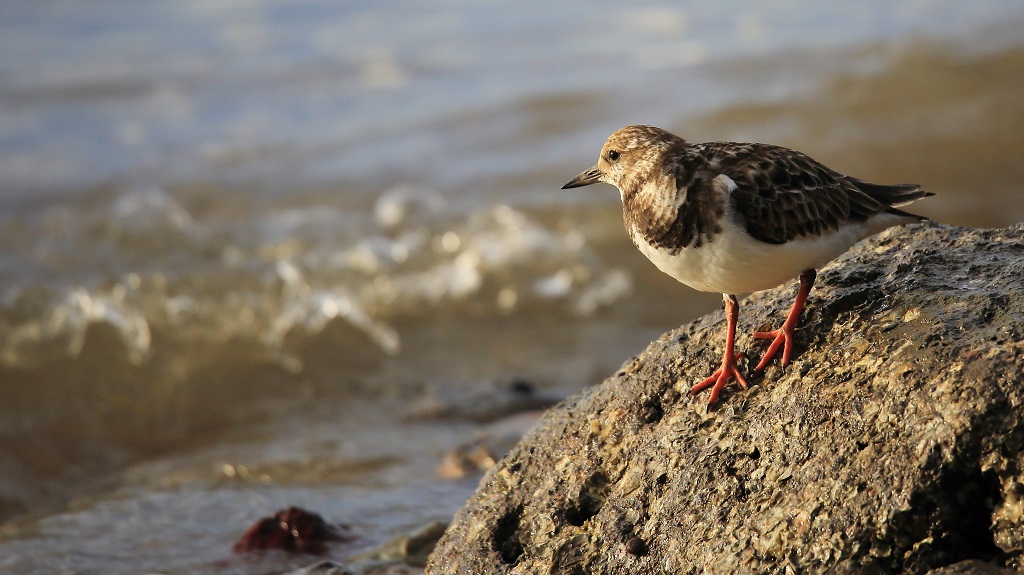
[709,142,926,244]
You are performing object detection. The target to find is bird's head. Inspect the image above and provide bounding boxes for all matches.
[561,125,684,194]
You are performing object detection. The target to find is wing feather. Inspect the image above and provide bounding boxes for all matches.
[700,143,924,244]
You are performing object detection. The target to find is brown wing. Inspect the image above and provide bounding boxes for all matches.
[703,143,922,244]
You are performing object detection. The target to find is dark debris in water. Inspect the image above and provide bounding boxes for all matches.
[233,506,354,556]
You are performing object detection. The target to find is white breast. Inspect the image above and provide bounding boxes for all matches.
[627,175,909,294]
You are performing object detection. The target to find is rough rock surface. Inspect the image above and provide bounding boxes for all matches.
[426,222,1024,575]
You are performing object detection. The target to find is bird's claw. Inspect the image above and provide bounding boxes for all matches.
[752,326,796,373]
[691,352,747,410]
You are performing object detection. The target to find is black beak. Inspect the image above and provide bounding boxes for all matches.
[561,166,602,189]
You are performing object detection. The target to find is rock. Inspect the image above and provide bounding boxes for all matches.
[348,520,448,570]
[405,378,560,423]
[280,560,356,575]
[925,560,1016,574]
[426,222,1024,574]
[437,411,544,479]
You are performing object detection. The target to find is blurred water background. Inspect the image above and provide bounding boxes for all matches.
[2,1,1024,573]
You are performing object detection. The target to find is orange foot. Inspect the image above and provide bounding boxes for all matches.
[690,352,748,408]
[753,269,816,374]
[689,294,747,410]
[752,325,796,373]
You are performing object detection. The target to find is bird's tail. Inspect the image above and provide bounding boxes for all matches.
[848,177,934,209]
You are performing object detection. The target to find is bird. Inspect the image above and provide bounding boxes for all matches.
[562,125,932,408]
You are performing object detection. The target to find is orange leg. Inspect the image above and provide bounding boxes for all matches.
[690,294,748,409]
[753,269,816,373]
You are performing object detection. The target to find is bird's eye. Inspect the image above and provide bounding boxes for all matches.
[607,150,620,161]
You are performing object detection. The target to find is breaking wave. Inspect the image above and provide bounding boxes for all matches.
[0,183,631,458]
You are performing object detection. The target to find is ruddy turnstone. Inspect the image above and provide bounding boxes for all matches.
[562,125,932,408]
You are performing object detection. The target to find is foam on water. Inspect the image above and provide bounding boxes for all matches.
[0,183,631,468]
